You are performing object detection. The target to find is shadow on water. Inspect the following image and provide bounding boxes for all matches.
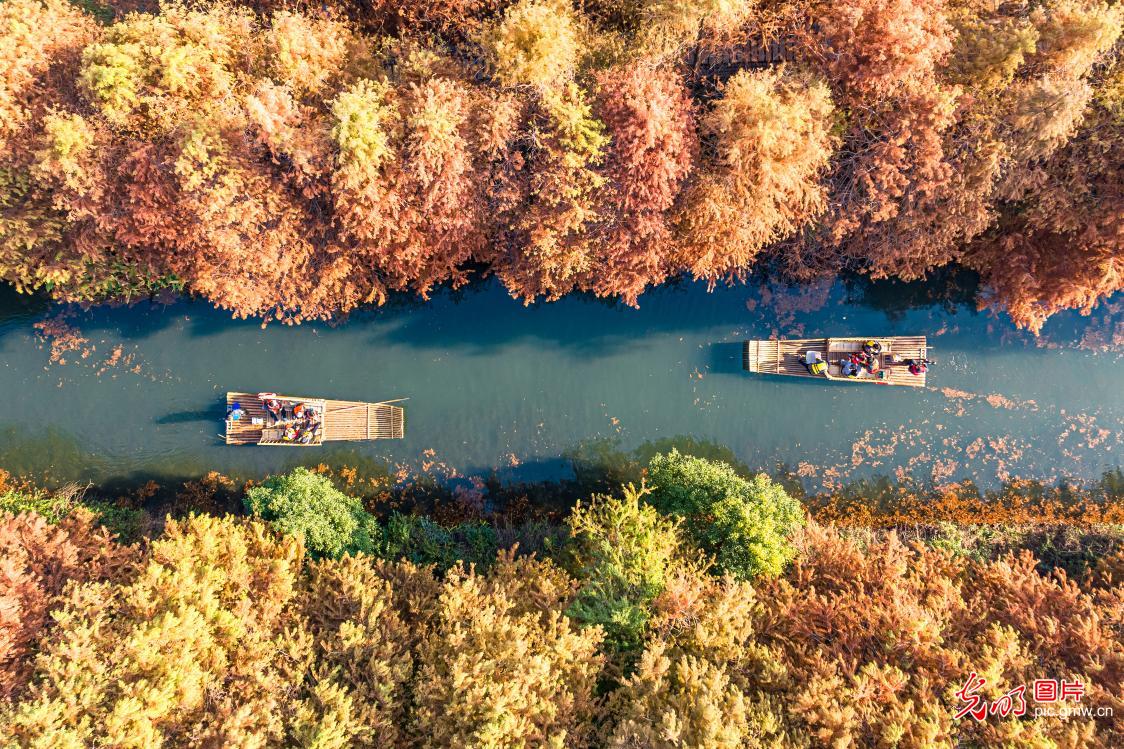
[0,270,992,354]
[155,409,217,425]
[0,272,1120,497]
[0,286,51,354]
[341,271,999,355]
[0,421,746,497]
[2,269,1114,363]
[2,266,1119,360]
[477,456,578,488]
[840,267,981,322]
[357,284,674,357]
[0,285,50,322]
[5,418,1123,532]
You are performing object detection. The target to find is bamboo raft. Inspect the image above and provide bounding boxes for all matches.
[743,337,929,387]
[225,392,405,445]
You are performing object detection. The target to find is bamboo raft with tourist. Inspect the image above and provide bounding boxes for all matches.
[743,336,931,387]
[224,392,405,445]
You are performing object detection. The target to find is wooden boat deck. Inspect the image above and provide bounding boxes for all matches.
[743,337,928,387]
[225,393,405,445]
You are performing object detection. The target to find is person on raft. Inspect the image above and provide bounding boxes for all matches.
[803,351,828,375]
[264,398,282,423]
[906,358,932,375]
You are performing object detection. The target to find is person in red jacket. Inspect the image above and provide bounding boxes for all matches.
[907,358,931,375]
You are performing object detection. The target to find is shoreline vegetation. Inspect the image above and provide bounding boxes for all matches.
[3,450,1123,745]
[0,0,1121,332]
[2,446,1122,568]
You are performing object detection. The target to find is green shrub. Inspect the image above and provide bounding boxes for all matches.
[647,449,804,580]
[0,484,146,542]
[563,484,686,652]
[243,468,379,558]
[381,512,499,571]
[85,501,147,543]
[0,488,72,524]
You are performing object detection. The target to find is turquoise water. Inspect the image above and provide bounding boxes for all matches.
[0,275,1121,491]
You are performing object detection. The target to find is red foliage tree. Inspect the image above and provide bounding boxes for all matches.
[799,0,962,280]
[591,60,697,305]
[381,78,484,296]
[677,68,837,284]
[966,121,1124,333]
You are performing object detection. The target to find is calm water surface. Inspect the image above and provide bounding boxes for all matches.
[0,276,1121,491]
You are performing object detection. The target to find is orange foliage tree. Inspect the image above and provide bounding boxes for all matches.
[0,510,137,701]
[0,0,1121,329]
[590,60,697,304]
[641,523,1124,747]
[677,66,836,284]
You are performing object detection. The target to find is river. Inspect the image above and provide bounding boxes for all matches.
[0,274,1121,492]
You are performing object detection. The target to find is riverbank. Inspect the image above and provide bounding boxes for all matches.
[5,451,1122,573]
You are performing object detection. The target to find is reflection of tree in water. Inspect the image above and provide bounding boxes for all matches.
[0,425,108,487]
[1061,298,1124,352]
[564,435,754,495]
[843,269,1121,353]
[0,284,51,329]
[841,267,980,321]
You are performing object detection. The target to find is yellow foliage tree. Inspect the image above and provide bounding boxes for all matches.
[78,6,255,133]
[677,68,836,283]
[265,11,358,100]
[1,515,312,748]
[296,555,418,747]
[605,643,753,748]
[477,0,583,89]
[496,82,608,302]
[0,0,95,149]
[0,509,138,701]
[410,552,604,748]
[637,0,757,56]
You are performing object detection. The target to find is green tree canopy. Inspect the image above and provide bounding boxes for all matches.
[380,512,499,571]
[563,484,689,651]
[646,449,804,579]
[243,467,380,558]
